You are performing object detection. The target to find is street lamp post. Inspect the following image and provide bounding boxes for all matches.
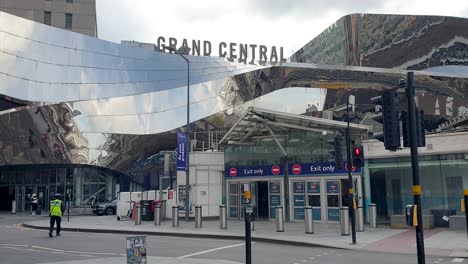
[164,46,191,222]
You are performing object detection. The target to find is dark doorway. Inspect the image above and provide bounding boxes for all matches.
[391,179,402,214]
[370,170,389,223]
[0,186,11,211]
[446,176,463,213]
[257,181,269,219]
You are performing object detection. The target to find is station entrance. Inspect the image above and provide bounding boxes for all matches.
[220,107,370,222]
[227,178,284,220]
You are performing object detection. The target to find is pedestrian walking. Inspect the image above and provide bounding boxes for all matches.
[49,193,65,238]
[31,194,39,215]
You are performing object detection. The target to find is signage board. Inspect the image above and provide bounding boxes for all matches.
[176,132,188,171]
[269,182,281,194]
[326,181,340,194]
[225,165,283,177]
[293,181,305,194]
[288,162,361,176]
[307,182,321,194]
[126,236,147,264]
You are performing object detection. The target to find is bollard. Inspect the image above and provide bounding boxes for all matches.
[135,204,142,225]
[275,206,284,232]
[304,206,314,234]
[356,206,365,232]
[154,204,161,225]
[195,205,202,228]
[369,203,377,228]
[11,200,16,214]
[172,205,179,227]
[219,205,227,229]
[340,207,350,235]
[161,200,167,221]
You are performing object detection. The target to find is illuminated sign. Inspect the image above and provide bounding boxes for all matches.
[157,37,287,64]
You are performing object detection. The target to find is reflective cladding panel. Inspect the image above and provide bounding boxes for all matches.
[0,11,468,178]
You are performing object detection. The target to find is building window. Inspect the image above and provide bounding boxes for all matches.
[65,13,72,29]
[66,0,73,3]
[44,11,51,25]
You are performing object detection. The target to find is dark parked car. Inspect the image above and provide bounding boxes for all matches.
[93,198,117,216]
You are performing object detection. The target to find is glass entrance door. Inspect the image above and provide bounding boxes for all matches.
[24,186,34,212]
[326,180,341,221]
[36,186,49,211]
[228,182,240,219]
[306,181,322,221]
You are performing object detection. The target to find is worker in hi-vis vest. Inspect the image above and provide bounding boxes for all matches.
[49,193,65,237]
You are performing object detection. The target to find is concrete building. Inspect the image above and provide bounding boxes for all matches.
[0,0,97,37]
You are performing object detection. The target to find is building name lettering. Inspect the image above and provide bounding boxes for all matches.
[157,37,287,64]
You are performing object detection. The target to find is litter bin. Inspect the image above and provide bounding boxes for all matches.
[141,200,155,221]
[431,209,456,228]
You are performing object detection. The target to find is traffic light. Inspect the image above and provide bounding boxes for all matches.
[401,109,426,148]
[352,145,364,168]
[327,135,343,169]
[371,90,401,151]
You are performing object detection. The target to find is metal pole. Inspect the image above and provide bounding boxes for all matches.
[406,72,426,264]
[185,62,190,222]
[369,203,377,228]
[346,98,357,244]
[464,190,468,238]
[67,186,70,222]
[245,215,252,264]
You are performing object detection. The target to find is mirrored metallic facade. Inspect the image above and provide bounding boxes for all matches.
[0,12,467,178]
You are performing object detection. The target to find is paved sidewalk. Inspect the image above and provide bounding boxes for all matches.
[23,215,468,258]
[40,257,242,264]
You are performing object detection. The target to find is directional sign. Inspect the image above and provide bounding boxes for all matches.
[292,164,302,175]
[229,167,238,177]
[345,163,357,173]
[272,165,281,175]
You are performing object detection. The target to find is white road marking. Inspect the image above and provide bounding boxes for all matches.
[50,251,94,257]
[452,258,464,263]
[0,243,28,247]
[324,252,328,255]
[32,246,65,252]
[178,243,248,258]
[65,250,117,255]
[309,257,315,260]
[434,261,440,264]
[301,260,307,263]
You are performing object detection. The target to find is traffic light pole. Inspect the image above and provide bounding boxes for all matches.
[346,98,357,244]
[406,72,426,264]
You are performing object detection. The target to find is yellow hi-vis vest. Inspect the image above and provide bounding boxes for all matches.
[49,199,62,217]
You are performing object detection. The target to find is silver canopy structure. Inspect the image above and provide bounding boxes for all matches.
[219,107,371,156]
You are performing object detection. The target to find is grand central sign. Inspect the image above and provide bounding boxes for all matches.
[157,37,287,64]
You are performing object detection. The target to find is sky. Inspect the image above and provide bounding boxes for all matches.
[96,0,468,58]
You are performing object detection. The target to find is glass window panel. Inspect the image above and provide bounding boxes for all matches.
[24,169,34,185]
[65,13,73,29]
[8,170,16,184]
[16,171,23,184]
[0,171,7,184]
[308,195,321,207]
[327,195,339,207]
[44,11,51,25]
[49,169,56,185]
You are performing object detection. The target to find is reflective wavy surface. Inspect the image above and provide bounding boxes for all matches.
[0,12,467,177]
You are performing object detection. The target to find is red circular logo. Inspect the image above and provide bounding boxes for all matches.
[292,164,302,175]
[229,167,237,177]
[345,163,356,173]
[271,165,281,175]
